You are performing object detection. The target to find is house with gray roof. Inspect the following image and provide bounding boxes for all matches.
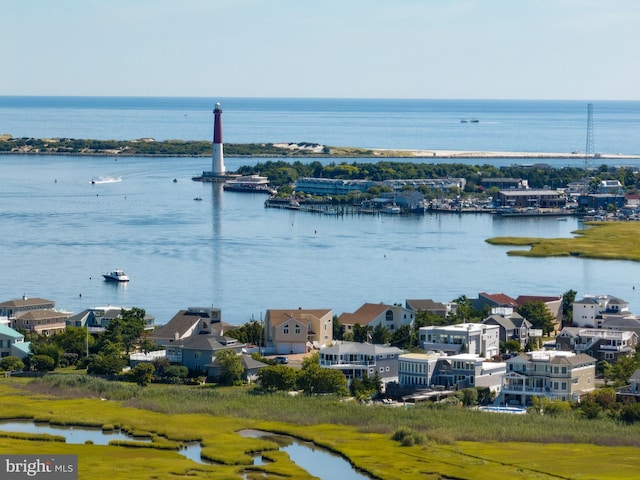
[572,294,632,328]
[164,334,245,374]
[148,307,233,346]
[207,353,268,383]
[556,327,637,364]
[319,341,404,386]
[405,299,455,318]
[67,306,155,334]
[482,308,533,349]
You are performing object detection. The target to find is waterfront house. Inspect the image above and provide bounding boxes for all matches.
[418,323,500,359]
[0,323,31,360]
[264,308,333,354]
[616,369,640,403]
[405,299,455,318]
[395,352,505,396]
[497,189,566,209]
[500,351,596,406]
[572,294,632,328]
[600,316,640,337]
[67,306,155,334]
[148,307,233,346]
[339,303,414,335]
[474,292,518,311]
[555,327,637,364]
[319,341,403,386]
[0,295,69,336]
[482,307,533,349]
[481,177,528,190]
[0,295,56,317]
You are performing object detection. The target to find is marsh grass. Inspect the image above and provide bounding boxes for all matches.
[487,221,640,261]
[6,375,640,479]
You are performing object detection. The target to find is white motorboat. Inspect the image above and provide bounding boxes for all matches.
[103,269,130,282]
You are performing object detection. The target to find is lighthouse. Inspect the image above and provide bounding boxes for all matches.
[212,102,226,175]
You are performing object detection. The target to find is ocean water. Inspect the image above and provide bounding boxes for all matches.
[1,96,639,155]
[2,97,640,324]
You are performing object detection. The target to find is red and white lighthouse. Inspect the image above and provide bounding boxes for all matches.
[211,102,226,175]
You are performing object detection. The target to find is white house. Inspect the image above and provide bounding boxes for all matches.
[418,323,500,359]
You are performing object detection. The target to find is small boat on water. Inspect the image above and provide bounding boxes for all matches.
[193,197,202,201]
[103,269,130,282]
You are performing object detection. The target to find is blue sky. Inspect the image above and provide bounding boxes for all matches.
[3,0,639,99]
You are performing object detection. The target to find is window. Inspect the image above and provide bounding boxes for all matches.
[283,324,289,335]
[295,325,300,334]
[385,310,394,322]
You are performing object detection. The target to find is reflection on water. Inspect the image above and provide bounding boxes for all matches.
[239,429,372,480]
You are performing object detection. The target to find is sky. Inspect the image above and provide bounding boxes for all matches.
[3,0,639,100]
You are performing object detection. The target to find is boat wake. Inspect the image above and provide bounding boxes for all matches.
[91,176,122,184]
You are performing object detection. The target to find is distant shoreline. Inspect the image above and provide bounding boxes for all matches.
[1,136,639,159]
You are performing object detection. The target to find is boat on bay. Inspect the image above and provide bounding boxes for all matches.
[103,269,130,282]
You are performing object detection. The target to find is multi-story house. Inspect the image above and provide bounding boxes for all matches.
[67,306,155,334]
[572,295,632,328]
[555,327,637,364]
[0,295,68,336]
[500,351,596,406]
[396,352,506,393]
[264,308,333,354]
[319,341,403,386]
[405,299,456,318]
[482,307,533,349]
[418,323,500,359]
[339,303,414,335]
[149,307,233,346]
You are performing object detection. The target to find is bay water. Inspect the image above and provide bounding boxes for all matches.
[1,97,640,324]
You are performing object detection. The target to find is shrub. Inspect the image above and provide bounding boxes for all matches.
[0,356,24,372]
[392,427,425,446]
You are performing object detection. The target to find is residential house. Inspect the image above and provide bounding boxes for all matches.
[339,303,414,335]
[600,316,640,337]
[163,335,245,373]
[555,327,637,364]
[396,352,505,394]
[148,307,233,346]
[265,308,333,354]
[11,309,69,336]
[319,341,403,386]
[0,295,56,317]
[572,295,632,328]
[515,295,563,332]
[616,369,640,403]
[500,351,596,406]
[418,323,500,359]
[405,299,455,318]
[474,292,518,312]
[0,295,69,336]
[482,307,533,349]
[207,353,267,383]
[67,306,155,334]
[0,323,31,359]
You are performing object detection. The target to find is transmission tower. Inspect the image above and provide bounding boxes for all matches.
[584,103,594,171]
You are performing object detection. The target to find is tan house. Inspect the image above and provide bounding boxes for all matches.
[0,295,68,336]
[501,351,596,406]
[12,309,69,336]
[339,303,414,335]
[264,308,333,354]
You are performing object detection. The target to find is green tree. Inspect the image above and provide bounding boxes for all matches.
[503,339,522,353]
[458,388,478,407]
[516,301,556,335]
[86,353,126,375]
[102,307,147,354]
[52,326,93,357]
[350,372,382,400]
[372,324,391,345]
[0,356,24,372]
[297,354,348,395]
[352,324,372,343]
[390,324,413,349]
[257,365,298,392]
[129,362,155,386]
[215,350,244,385]
[561,289,577,328]
[29,354,56,372]
[332,316,343,341]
